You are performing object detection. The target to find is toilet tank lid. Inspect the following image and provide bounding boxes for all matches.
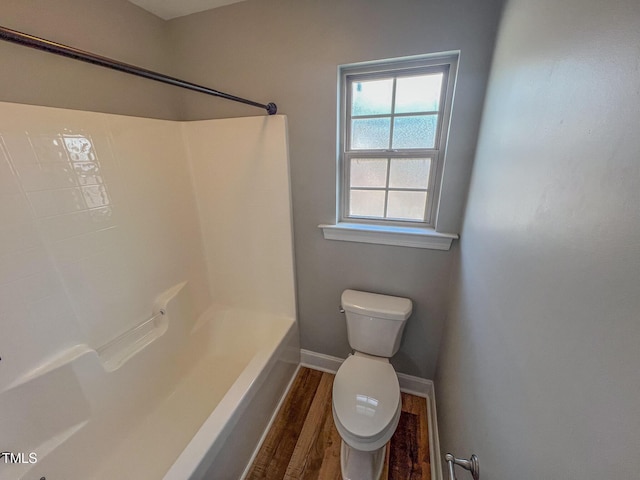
[341,290,412,321]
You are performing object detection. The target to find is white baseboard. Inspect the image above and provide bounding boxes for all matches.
[300,348,343,374]
[301,349,432,396]
[300,349,443,480]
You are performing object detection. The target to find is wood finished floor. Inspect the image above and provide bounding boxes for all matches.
[245,367,431,480]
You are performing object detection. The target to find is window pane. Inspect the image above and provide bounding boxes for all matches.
[389,158,431,189]
[350,158,388,187]
[351,118,391,150]
[392,115,437,149]
[386,191,427,221]
[350,189,385,217]
[351,78,393,116]
[394,73,443,114]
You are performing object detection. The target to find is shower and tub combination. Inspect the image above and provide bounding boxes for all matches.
[0,28,297,480]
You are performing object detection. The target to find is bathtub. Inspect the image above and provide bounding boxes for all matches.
[0,282,299,480]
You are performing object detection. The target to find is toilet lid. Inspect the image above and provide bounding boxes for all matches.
[333,355,400,440]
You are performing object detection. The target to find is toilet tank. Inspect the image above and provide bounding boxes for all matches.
[341,289,412,358]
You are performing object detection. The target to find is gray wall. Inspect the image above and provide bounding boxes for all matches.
[435,0,640,476]
[167,0,503,377]
[0,0,180,119]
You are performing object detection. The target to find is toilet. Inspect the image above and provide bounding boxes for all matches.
[332,289,412,480]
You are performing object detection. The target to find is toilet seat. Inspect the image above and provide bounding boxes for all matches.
[332,354,401,452]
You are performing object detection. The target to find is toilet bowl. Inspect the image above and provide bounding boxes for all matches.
[333,353,402,480]
[331,290,412,480]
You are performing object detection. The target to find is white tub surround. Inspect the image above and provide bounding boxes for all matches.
[183,115,296,317]
[0,101,298,480]
[0,102,211,386]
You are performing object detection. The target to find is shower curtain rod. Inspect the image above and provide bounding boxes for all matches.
[0,25,277,115]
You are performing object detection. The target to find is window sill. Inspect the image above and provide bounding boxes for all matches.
[318,222,458,250]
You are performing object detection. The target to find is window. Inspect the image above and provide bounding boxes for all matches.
[338,54,457,230]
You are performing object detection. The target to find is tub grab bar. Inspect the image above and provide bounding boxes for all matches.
[445,453,479,480]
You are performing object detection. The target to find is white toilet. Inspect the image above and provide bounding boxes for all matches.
[332,289,412,480]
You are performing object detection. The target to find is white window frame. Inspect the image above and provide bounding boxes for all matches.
[320,53,459,250]
[339,54,458,228]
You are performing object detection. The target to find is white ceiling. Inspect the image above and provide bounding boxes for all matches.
[128,0,248,20]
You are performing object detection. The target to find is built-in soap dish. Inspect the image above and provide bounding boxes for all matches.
[96,281,186,371]
[96,309,168,372]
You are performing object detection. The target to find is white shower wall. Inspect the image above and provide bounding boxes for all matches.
[0,101,292,392]
[184,116,295,320]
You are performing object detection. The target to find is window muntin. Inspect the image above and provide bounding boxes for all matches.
[340,56,456,227]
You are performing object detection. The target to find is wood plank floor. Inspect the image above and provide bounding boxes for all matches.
[245,367,431,480]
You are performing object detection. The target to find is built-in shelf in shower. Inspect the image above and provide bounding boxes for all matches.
[4,282,186,392]
[94,281,185,372]
[97,309,167,372]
